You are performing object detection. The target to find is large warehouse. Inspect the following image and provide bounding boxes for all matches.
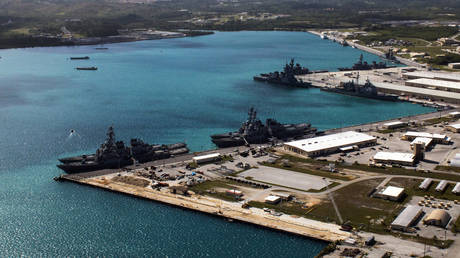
[283,131,376,157]
[373,82,460,104]
[405,78,460,93]
[402,71,460,82]
[391,205,424,232]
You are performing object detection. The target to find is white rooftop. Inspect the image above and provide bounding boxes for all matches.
[380,186,405,198]
[265,195,281,202]
[450,111,460,115]
[404,71,460,82]
[373,82,460,100]
[410,137,432,146]
[404,131,447,139]
[374,152,415,163]
[284,131,376,153]
[406,78,460,90]
[193,153,220,160]
[384,121,406,126]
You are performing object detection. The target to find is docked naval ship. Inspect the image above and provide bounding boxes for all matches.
[338,54,392,71]
[321,75,399,102]
[210,108,317,148]
[253,59,312,88]
[57,126,189,173]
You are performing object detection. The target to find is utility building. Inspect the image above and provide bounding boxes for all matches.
[374,186,405,201]
[373,152,415,166]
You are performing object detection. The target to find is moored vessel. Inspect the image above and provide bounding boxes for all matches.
[210,107,317,148]
[57,126,189,173]
[76,67,97,71]
[253,59,312,88]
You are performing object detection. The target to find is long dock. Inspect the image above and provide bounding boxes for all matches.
[60,174,351,242]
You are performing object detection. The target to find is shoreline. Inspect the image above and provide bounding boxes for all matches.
[59,174,350,243]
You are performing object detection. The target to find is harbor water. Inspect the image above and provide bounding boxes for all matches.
[0,31,433,256]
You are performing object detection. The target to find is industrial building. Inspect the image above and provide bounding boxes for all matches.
[405,78,460,93]
[374,82,460,104]
[372,152,415,166]
[435,180,449,192]
[424,209,452,228]
[391,205,424,232]
[283,131,376,157]
[419,178,433,190]
[402,131,450,144]
[374,186,405,201]
[446,124,460,133]
[402,71,460,82]
[383,121,407,129]
[453,182,460,194]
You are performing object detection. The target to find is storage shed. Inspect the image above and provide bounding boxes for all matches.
[419,178,433,190]
[374,186,405,201]
[452,182,460,194]
[435,180,448,192]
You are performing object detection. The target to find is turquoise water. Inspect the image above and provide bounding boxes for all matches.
[0,31,433,256]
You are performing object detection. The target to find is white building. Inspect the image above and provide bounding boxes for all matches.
[383,121,407,129]
[374,186,405,201]
[402,71,460,82]
[193,153,221,164]
[265,195,281,204]
[449,111,460,118]
[373,152,415,166]
[283,131,376,157]
[402,131,450,144]
[410,137,433,149]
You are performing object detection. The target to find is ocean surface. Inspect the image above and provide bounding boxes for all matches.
[0,31,433,256]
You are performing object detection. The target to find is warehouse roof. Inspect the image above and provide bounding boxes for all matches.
[284,131,376,153]
[374,152,415,163]
[404,71,460,82]
[406,78,460,90]
[193,153,220,161]
[391,205,423,228]
[373,82,460,100]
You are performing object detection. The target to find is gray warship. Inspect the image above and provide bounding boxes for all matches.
[253,59,312,88]
[210,108,317,148]
[57,126,189,173]
[321,75,399,102]
[338,54,394,71]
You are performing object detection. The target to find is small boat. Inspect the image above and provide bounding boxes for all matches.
[70,56,90,60]
[76,67,98,71]
[95,47,108,50]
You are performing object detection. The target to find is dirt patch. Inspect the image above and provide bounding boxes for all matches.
[111,175,150,187]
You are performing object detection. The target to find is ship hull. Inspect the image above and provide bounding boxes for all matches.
[321,87,399,101]
[253,76,311,88]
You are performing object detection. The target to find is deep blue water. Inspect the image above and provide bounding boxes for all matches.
[0,31,433,256]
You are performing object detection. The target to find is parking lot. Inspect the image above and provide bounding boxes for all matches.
[239,166,332,191]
